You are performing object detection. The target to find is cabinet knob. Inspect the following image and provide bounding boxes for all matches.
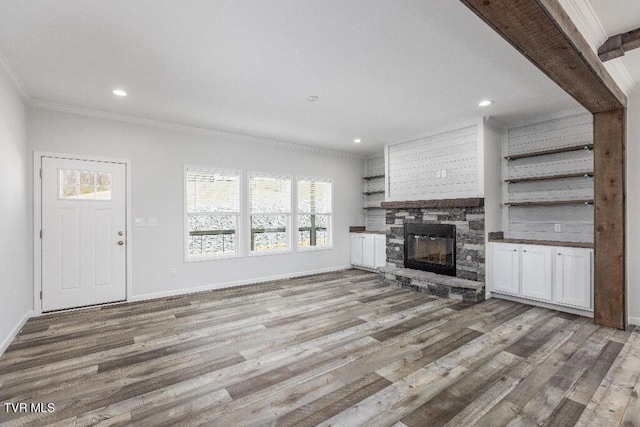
[523,250,527,253]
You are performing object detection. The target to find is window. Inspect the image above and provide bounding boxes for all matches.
[297,178,332,248]
[186,168,240,259]
[249,174,291,253]
[59,169,112,200]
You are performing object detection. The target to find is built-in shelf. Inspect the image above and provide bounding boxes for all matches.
[505,199,594,207]
[505,144,593,160]
[505,172,594,184]
[363,190,385,195]
[363,174,385,180]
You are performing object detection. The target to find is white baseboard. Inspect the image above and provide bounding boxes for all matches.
[491,293,594,318]
[0,310,33,357]
[129,265,353,303]
[628,316,640,327]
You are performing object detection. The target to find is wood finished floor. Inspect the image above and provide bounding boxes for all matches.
[1,269,639,427]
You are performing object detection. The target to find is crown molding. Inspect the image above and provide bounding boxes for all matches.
[560,0,636,93]
[30,100,363,160]
[604,60,637,93]
[0,52,30,103]
[559,0,607,49]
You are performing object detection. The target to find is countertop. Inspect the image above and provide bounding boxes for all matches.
[488,236,594,249]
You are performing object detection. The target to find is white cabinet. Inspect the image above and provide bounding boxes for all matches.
[520,245,553,301]
[351,233,386,269]
[374,235,386,267]
[490,243,520,295]
[362,234,375,267]
[489,242,592,311]
[350,234,364,266]
[553,247,592,309]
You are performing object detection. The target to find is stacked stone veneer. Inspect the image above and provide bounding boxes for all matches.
[385,206,486,282]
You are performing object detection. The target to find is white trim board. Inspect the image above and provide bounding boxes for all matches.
[129,265,352,303]
[0,311,33,357]
[629,316,640,327]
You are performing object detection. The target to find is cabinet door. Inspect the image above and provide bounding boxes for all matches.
[490,243,520,295]
[521,245,553,301]
[553,248,592,309]
[350,234,364,266]
[362,234,375,267]
[374,234,387,267]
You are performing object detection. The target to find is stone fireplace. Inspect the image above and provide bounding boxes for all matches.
[378,198,486,302]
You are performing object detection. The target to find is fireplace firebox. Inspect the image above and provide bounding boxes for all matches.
[404,223,456,276]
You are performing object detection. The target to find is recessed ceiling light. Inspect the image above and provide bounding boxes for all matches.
[354,138,362,144]
[478,99,493,107]
[307,95,319,102]
[113,89,127,97]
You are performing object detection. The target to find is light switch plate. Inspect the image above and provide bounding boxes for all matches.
[135,218,146,227]
[147,217,158,227]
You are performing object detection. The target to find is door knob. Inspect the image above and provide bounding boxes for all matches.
[117,241,125,245]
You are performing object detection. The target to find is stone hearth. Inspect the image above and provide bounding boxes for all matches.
[378,265,485,302]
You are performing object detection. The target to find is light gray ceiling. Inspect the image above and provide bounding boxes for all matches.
[0,1,594,155]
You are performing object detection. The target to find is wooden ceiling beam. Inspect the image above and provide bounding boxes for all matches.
[459,0,627,329]
[460,0,626,113]
[599,27,640,62]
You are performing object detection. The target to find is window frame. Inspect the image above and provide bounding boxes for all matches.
[184,166,243,262]
[247,171,293,256]
[296,176,334,252]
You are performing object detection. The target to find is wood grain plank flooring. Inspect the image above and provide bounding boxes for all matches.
[0,269,638,426]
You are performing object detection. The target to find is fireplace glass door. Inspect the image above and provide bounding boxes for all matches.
[404,224,456,276]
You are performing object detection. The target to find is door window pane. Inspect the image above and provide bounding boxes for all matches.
[59,169,112,200]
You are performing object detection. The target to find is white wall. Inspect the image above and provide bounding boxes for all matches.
[0,72,31,354]
[28,108,364,302]
[364,155,385,231]
[504,111,594,243]
[482,117,504,238]
[627,91,640,326]
[386,123,479,201]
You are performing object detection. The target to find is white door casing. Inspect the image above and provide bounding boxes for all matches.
[41,156,127,311]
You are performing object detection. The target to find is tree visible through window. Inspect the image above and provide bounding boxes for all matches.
[249,174,291,252]
[186,168,240,258]
[298,178,332,248]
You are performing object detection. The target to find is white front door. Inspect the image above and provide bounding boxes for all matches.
[41,156,127,311]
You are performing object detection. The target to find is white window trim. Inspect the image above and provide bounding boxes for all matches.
[247,171,293,256]
[295,176,334,252]
[184,165,243,262]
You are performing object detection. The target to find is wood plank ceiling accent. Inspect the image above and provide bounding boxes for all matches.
[599,27,640,62]
[459,0,627,329]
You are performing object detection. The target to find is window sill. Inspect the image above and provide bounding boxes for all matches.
[297,245,334,252]
[185,253,242,262]
[248,249,293,257]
